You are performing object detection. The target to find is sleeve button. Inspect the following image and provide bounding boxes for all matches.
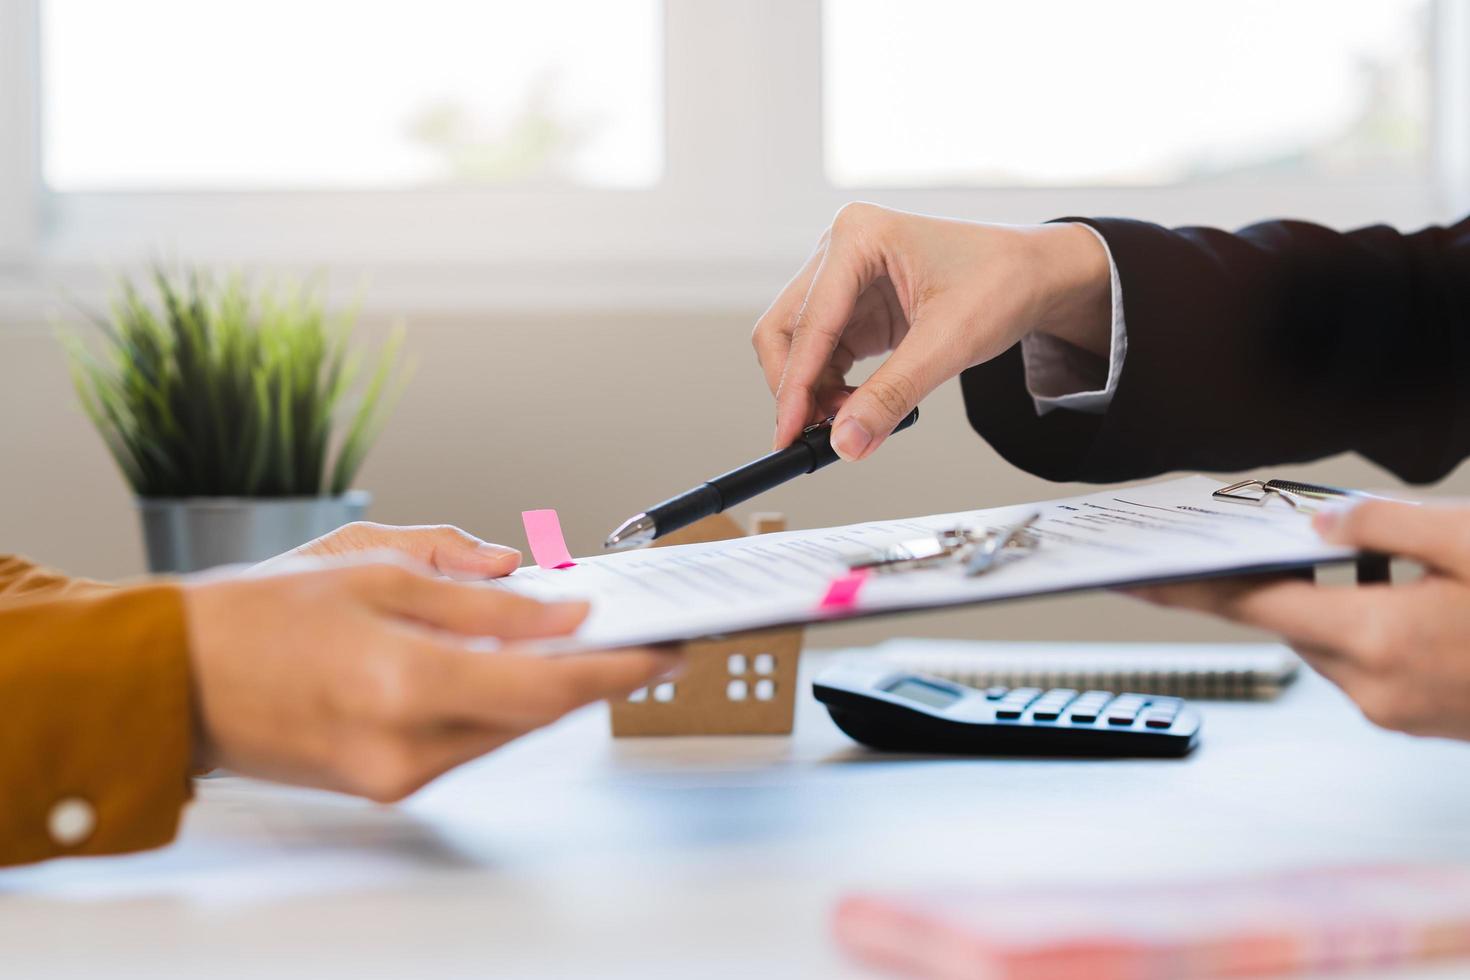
[48,797,96,848]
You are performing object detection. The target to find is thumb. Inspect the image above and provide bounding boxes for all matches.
[306,522,522,580]
[407,525,523,581]
[830,328,955,462]
[1314,498,1463,573]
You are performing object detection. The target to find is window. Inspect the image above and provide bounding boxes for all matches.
[42,0,662,191]
[1,0,1466,312]
[825,0,1432,187]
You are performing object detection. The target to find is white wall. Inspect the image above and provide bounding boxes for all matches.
[4,308,1460,649]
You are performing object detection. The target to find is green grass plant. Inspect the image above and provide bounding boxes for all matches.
[63,269,407,498]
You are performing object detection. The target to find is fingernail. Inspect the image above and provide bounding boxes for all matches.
[1312,500,1357,540]
[832,418,872,461]
[547,600,590,623]
[476,543,520,559]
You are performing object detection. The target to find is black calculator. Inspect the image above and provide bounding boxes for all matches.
[813,661,1201,758]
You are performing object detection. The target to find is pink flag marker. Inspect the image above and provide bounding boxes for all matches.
[819,568,869,611]
[521,509,577,569]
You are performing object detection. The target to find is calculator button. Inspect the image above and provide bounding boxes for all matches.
[1000,687,1042,704]
[1106,711,1138,726]
[1143,712,1176,729]
[995,707,1025,720]
[983,686,1010,700]
[1067,694,1111,722]
[1031,690,1077,722]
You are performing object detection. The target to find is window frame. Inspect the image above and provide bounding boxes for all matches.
[0,0,40,269]
[1,0,1467,318]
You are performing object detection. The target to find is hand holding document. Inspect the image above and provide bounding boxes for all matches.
[496,476,1352,651]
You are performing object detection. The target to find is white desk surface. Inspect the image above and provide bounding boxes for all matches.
[5,646,1470,980]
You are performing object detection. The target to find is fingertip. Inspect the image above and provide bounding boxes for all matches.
[477,544,523,572]
[649,648,686,680]
[443,546,522,580]
[775,379,816,434]
[544,599,591,632]
[832,416,874,461]
[773,414,803,450]
[604,647,685,689]
[1312,500,1357,542]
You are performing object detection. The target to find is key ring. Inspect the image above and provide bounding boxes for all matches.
[850,512,1041,578]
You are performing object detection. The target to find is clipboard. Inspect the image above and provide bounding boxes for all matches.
[1211,478,1390,583]
[502,475,1380,653]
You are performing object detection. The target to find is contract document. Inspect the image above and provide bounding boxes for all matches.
[492,475,1353,650]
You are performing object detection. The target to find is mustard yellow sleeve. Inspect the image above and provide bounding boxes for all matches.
[0,554,113,601]
[0,557,193,866]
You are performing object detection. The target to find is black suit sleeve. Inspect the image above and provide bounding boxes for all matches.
[960,215,1470,485]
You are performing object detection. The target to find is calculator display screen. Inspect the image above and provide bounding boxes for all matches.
[884,677,962,709]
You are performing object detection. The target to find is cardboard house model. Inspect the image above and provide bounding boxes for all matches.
[609,513,805,737]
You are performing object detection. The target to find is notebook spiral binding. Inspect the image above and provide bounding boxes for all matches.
[863,640,1301,701]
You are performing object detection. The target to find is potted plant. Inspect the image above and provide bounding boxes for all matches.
[63,269,407,573]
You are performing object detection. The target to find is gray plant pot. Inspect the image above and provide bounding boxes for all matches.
[137,491,372,574]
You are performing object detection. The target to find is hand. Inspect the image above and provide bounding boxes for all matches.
[752,203,1112,460]
[184,555,679,801]
[257,521,521,580]
[1133,499,1470,740]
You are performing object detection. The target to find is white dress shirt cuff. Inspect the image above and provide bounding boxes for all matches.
[1020,223,1127,416]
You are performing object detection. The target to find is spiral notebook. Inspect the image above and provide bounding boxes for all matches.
[858,639,1301,700]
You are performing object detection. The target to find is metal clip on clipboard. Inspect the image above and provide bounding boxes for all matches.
[1213,478,1389,584]
[849,511,1042,578]
[1212,478,1357,513]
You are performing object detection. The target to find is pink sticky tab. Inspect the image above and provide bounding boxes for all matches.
[521,509,577,569]
[819,568,869,611]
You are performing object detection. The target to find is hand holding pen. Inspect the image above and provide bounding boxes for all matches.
[750,204,1112,461]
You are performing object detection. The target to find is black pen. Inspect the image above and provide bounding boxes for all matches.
[604,408,920,551]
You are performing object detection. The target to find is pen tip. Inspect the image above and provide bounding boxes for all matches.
[604,513,656,551]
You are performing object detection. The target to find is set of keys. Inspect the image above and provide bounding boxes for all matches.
[849,511,1041,578]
